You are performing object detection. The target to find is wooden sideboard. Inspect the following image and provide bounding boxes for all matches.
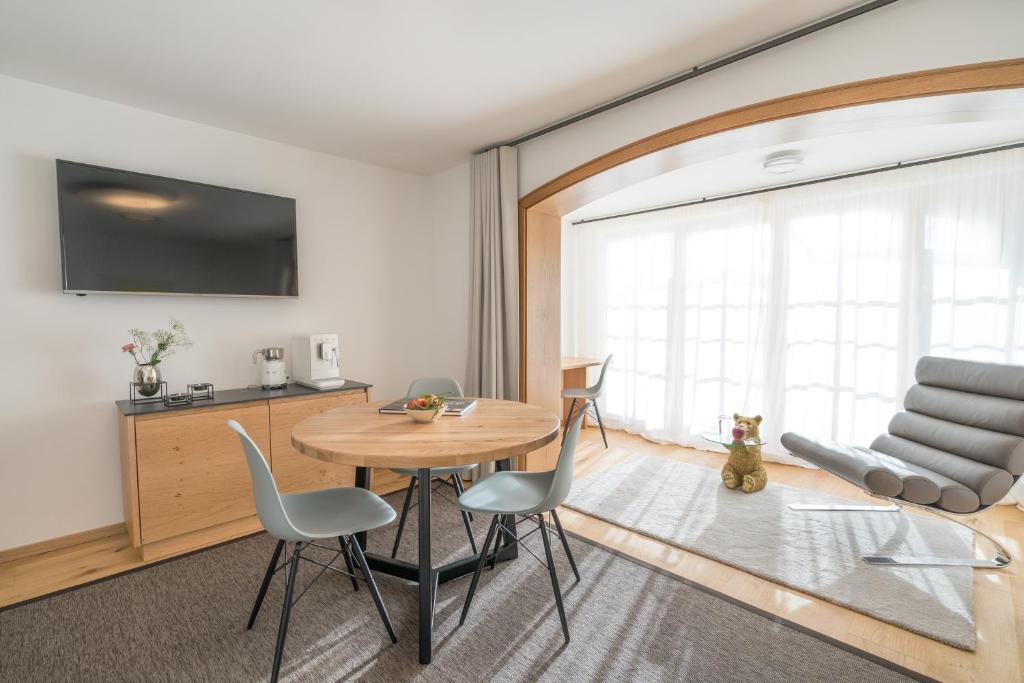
[116,381,404,561]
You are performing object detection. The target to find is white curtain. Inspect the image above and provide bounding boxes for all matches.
[563,147,1024,501]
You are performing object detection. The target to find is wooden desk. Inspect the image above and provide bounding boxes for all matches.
[561,356,603,428]
[292,399,559,665]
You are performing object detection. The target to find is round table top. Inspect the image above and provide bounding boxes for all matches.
[291,398,561,469]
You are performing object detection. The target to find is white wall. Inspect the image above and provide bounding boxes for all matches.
[387,162,473,391]
[518,0,1024,195]
[0,74,463,549]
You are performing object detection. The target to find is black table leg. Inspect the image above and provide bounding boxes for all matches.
[354,460,524,665]
[354,466,372,549]
[416,467,433,664]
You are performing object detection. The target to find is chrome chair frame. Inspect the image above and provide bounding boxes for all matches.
[789,493,1011,568]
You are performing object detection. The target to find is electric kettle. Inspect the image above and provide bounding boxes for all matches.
[252,347,288,389]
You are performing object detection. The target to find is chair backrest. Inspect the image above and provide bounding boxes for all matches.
[590,354,614,394]
[536,409,586,513]
[874,356,1024,511]
[226,420,304,541]
[407,377,464,398]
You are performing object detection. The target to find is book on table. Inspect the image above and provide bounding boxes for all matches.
[378,398,478,416]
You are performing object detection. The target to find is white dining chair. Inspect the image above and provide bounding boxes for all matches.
[561,353,613,448]
[388,377,478,558]
[227,420,398,683]
[456,410,585,644]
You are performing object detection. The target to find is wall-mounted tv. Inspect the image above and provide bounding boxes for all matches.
[57,160,298,297]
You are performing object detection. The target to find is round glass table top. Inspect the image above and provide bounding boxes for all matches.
[700,431,766,447]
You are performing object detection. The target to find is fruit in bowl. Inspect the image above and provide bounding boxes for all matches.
[405,394,446,423]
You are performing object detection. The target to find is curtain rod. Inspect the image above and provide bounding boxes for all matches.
[571,141,1024,226]
[482,0,899,153]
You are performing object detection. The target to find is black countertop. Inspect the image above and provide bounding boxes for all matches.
[116,379,373,416]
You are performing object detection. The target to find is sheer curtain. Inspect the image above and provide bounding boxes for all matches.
[563,147,1024,500]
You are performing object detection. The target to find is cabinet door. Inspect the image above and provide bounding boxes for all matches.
[135,403,270,544]
[270,390,366,493]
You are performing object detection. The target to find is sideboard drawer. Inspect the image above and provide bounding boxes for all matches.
[270,389,367,494]
[135,403,270,544]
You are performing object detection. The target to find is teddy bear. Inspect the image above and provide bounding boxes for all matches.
[720,413,768,493]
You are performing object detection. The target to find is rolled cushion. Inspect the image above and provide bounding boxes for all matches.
[904,384,1024,437]
[781,433,903,497]
[889,411,1024,475]
[870,434,1012,509]
[917,355,1024,400]
[888,461,980,512]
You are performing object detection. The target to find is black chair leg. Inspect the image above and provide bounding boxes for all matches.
[459,516,500,626]
[458,508,478,554]
[592,399,608,448]
[338,536,359,591]
[349,535,398,643]
[247,539,285,630]
[391,476,417,558]
[549,509,580,582]
[452,473,473,522]
[562,398,578,442]
[271,542,301,683]
[539,518,570,644]
[449,474,478,553]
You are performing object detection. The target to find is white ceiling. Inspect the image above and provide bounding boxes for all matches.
[567,90,1024,222]
[0,0,865,174]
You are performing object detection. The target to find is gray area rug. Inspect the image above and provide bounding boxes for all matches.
[564,454,976,650]
[0,493,914,682]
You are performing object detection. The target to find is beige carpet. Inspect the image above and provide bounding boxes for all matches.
[0,493,915,682]
[563,454,976,650]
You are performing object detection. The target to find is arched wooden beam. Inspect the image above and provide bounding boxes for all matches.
[517,59,1024,470]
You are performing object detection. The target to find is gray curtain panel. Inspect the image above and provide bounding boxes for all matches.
[466,146,519,479]
[466,145,519,402]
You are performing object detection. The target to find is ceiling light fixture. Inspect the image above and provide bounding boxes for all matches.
[762,151,805,174]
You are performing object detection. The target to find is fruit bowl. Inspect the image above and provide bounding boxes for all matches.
[404,394,445,423]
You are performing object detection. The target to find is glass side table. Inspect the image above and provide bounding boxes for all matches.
[700,432,766,448]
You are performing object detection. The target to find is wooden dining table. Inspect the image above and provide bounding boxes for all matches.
[291,398,560,664]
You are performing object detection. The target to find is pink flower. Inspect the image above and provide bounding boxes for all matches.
[122,343,136,353]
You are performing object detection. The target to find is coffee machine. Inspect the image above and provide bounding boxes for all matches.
[252,347,288,389]
[292,334,346,390]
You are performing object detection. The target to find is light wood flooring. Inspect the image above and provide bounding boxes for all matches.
[0,472,410,610]
[2,430,1021,682]
[562,426,1024,683]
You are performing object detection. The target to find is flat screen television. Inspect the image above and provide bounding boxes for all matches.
[57,160,298,297]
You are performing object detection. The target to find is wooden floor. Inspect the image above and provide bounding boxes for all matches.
[0,471,410,611]
[562,427,1024,683]
[2,431,1021,682]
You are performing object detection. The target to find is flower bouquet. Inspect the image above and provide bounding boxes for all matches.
[404,393,446,423]
[122,319,193,397]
